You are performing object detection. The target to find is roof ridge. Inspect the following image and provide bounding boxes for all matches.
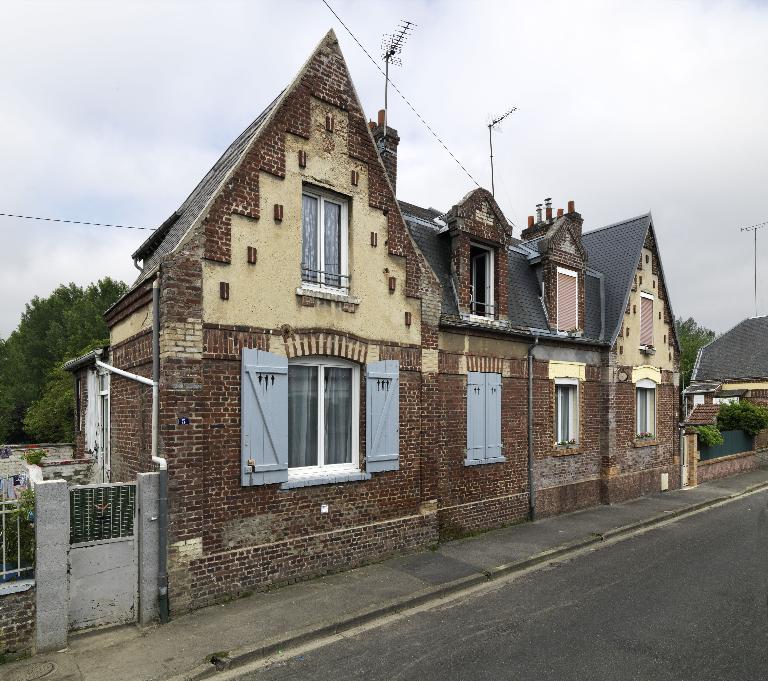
[582,212,651,238]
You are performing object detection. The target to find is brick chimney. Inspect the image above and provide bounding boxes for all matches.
[371,109,400,194]
[521,198,579,241]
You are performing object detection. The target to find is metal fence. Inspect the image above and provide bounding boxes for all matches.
[1,474,34,583]
[699,429,755,461]
[70,483,136,545]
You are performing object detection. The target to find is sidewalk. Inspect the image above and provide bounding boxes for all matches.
[6,467,768,681]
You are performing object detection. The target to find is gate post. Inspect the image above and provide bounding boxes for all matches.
[35,479,69,652]
[137,472,160,625]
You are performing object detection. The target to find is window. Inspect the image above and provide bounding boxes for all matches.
[465,372,503,464]
[470,244,494,317]
[556,267,578,331]
[692,394,705,406]
[636,379,656,437]
[555,378,578,444]
[98,372,111,482]
[288,358,359,470]
[640,292,654,347]
[301,189,349,291]
[713,396,739,405]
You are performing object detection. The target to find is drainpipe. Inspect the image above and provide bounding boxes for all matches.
[527,335,540,520]
[151,277,169,624]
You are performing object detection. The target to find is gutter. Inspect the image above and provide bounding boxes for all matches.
[527,334,540,520]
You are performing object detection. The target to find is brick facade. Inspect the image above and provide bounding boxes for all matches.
[0,586,35,660]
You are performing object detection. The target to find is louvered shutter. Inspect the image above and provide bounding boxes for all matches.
[640,296,654,346]
[557,270,578,331]
[241,348,289,486]
[366,360,399,472]
[466,372,486,461]
[485,373,502,459]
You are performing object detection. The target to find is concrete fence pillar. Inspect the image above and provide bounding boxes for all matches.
[137,472,160,626]
[34,479,69,652]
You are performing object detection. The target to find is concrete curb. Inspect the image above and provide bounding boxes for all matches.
[179,480,768,680]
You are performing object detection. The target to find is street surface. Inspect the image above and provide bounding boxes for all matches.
[244,491,768,681]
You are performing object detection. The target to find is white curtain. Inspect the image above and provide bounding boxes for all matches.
[323,201,341,287]
[288,366,318,467]
[324,367,352,464]
[84,369,101,458]
[302,195,318,283]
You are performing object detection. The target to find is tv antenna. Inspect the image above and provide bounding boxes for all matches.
[381,20,415,136]
[488,107,517,197]
[740,219,768,317]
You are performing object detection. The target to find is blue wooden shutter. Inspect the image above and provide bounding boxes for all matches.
[366,360,399,473]
[466,372,485,462]
[241,348,288,486]
[485,373,502,459]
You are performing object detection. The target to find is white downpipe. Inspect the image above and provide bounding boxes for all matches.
[95,360,155,387]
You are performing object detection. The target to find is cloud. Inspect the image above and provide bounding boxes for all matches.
[1,0,766,336]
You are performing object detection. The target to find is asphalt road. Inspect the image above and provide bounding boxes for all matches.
[243,491,768,681]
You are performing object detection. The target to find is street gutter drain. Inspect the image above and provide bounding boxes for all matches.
[209,654,232,671]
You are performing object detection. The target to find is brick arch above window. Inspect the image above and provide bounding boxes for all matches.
[281,331,369,363]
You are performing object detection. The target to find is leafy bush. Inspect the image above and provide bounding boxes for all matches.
[0,488,35,570]
[717,401,768,437]
[695,424,724,447]
[21,448,46,466]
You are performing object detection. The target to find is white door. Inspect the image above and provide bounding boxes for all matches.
[681,436,689,487]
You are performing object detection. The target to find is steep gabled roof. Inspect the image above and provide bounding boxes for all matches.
[131,94,282,281]
[693,315,768,381]
[582,214,651,345]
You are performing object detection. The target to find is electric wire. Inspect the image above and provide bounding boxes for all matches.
[0,212,152,230]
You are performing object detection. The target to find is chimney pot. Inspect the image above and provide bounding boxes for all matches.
[535,204,543,223]
[557,208,564,218]
[527,215,535,228]
[377,109,385,127]
[369,120,376,130]
[545,206,553,221]
[568,200,575,213]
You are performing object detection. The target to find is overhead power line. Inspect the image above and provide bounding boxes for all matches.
[0,212,152,231]
[320,0,481,188]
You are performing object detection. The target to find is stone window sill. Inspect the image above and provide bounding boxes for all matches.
[295,286,360,306]
[634,438,659,447]
[551,445,583,456]
[464,455,507,467]
[280,466,371,489]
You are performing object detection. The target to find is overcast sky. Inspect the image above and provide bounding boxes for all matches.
[1,0,767,338]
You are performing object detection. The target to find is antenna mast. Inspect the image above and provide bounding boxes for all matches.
[740,220,768,317]
[488,107,517,196]
[381,20,415,137]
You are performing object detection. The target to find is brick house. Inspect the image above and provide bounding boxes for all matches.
[66,30,681,614]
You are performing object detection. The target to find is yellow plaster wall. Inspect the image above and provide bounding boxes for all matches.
[616,246,675,372]
[202,99,420,345]
[111,303,152,345]
[720,380,768,391]
[548,361,586,381]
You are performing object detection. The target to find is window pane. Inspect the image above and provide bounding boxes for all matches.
[324,367,352,464]
[637,388,647,434]
[289,366,318,467]
[647,388,656,435]
[302,195,319,284]
[323,200,341,288]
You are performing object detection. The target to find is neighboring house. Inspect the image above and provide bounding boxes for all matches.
[65,30,681,614]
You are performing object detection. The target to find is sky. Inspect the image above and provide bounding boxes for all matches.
[1,0,767,337]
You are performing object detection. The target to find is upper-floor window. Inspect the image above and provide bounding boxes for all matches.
[470,244,494,317]
[301,189,349,292]
[556,267,578,331]
[640,292,654,347]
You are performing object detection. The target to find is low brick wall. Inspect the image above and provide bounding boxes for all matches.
[697,451,758,484]
[0,583,35,660]
[438,492,529,539]
[536,478,601,518]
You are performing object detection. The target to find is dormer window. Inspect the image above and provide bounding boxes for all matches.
[470,244,494,317]
[301,188,349,292]
[556,267,578,331]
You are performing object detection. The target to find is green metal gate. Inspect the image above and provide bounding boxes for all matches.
[699,430,754,461]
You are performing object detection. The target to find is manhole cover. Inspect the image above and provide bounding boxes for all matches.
[6,661,56,681]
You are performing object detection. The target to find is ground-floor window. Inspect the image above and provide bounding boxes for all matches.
[636,379,656,437]
[288,358,359,469]
[555,378,578,444]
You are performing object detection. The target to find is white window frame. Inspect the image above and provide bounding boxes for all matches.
[554,377,579,444]
[639,291,655,348]
[288,357,360,474]
[692,393,705,406]
[556,266,578,332]
[636,378,657,437]
[469,243,495,318]
[98,370,111,482]
[301,188,349,291]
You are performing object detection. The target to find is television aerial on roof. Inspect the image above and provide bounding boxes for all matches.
[380,20,416,137]
[487,107,517,197]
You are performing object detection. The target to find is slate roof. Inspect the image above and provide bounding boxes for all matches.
[581,214,651,345]
[693,315,768,381]
[130,92,283,286]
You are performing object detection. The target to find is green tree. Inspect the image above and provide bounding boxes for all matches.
[675,317,716,389]
[0,277,127,443]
